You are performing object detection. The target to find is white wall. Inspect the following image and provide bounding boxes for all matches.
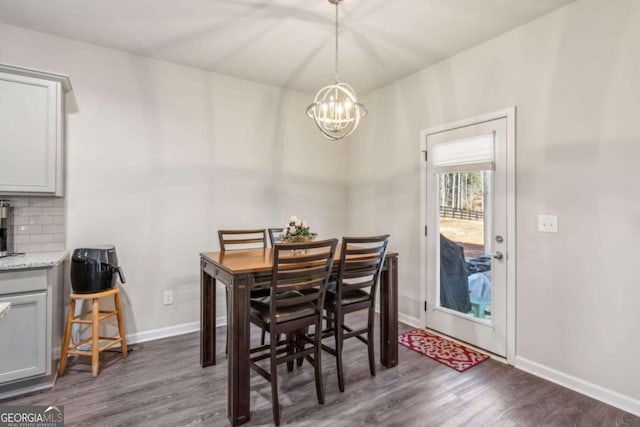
[348,0,640,412]
[0,23,348,334]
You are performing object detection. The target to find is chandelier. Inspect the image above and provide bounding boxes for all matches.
[307,0,367,140]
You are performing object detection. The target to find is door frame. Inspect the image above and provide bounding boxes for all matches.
[419,107,517,364]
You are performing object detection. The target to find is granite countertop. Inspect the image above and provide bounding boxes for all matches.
[0,251,68,271]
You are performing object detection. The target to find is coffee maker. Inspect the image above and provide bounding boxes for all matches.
[0,200,13,258]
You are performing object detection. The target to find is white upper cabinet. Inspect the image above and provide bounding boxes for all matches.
[0,64,72,196]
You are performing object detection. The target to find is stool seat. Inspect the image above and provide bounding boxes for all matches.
[70,287,121,299]
[59,285,127,377]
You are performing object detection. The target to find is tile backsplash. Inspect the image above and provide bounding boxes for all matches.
[3,197,66,253]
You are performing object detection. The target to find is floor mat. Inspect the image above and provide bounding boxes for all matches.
[398,329,490,372]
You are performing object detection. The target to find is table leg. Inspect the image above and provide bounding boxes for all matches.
[379,256,398,368]
[228,273,252,426]
[200,266,216,367]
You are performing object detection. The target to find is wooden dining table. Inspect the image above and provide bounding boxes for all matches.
[199,246,399,426]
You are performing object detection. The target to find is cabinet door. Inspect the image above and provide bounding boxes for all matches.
[0,72,60,194]
[0,292,47,383]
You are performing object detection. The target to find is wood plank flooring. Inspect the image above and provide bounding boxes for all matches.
[2,316,638,426]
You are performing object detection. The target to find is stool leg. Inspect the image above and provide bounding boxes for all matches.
[114,290,128,358]
[92,298,100,377]
[59,299,76,376]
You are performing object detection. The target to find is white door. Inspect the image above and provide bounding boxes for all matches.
[421,109,515,358]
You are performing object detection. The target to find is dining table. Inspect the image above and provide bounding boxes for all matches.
[199,246,399,426]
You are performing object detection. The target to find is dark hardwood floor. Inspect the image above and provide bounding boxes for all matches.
[2,315,638,426]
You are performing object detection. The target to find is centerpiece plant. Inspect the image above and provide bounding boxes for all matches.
[281,216,317,243]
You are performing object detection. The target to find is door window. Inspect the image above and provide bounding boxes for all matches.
[437,170,493,322]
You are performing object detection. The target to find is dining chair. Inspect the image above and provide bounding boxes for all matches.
[268,227,284,247]
[217,229,270,351]
[322,235,390,392]
[249,238,338,426]
[218,229,267,250]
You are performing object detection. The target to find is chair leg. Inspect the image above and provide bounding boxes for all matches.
[91,298,100,377]
[286,333,294,372]
[313,320,325,405]
[114,290,128,358]
[367,307,376,376]
[296,327,307,367]
[59,298,75,376]
[261,330,267,345]
[335,312,345,393]
[270,338,280,426]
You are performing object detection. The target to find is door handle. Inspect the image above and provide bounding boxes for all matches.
[492,251,504,260]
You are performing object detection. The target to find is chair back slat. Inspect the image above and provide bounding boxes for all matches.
[277,251,334,264]
[277,267,328,284]
[336,235,390,307]
[276,267,328,284]
[218,229,267,251]
[270,239,338,319]
[343,257,381,271]
[341,267,379,279]
[345,246,386,256]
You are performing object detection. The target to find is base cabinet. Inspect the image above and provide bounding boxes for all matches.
[0,292,47,383]
[0,264,64,399]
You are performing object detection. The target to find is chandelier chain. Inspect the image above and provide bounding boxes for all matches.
[334,0,339,83]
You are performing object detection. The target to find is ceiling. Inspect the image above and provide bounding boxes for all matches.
[0,0,575,94]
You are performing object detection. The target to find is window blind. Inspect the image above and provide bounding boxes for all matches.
[430,133,495,173]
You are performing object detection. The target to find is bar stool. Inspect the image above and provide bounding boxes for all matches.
[59,286,127,377]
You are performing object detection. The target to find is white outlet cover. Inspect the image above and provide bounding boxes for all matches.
[538,214,558,233]
[163,290,174,305]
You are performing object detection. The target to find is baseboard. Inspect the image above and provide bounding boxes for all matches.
[515,356,640,417]
[398,312,420,328]
[0,381,53,402]
[374,305,420,329]
[125,321,200,345]
[125,316,230,345]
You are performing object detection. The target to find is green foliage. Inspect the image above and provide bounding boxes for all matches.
[281,216,317,241]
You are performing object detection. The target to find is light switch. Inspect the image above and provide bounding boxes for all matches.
[538,214,558,233]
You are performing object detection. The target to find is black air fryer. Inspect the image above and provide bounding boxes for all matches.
[71,245,126,293]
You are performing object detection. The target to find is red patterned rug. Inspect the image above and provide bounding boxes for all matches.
[398,329,490,372]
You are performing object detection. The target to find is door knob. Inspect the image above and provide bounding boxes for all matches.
[492,251,504,260]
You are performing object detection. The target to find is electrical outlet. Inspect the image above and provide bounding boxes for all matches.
[163,290,174,305]
[537,214,558,233]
